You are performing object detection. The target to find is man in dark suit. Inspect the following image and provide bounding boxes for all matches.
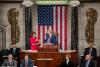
[43,28,57,45]
[9,43,20,67]
[60,54,75,67]
[79,55,96,67]
[2,54,17,67]
[9,43,20,59]
[20,55,34,67]
[84,42,97,60]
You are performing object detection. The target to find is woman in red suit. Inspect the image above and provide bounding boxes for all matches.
[29,32,39,50]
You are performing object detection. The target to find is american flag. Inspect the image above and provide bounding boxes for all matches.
[37,5,68,50]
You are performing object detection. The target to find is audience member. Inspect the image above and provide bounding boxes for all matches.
[60,54,75,67]
[9,43,20,59]
[79,54,96,67]
[84,42,97,60]
[8,43,20,67]
[20,55,34,67]
[2,54,17,67]
[29,32,40,51]
[43,28,57,45]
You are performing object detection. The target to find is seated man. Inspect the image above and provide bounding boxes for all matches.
[2,54,17,67]
[20,55,34,67]
[43,28,57,45]
[79,54,97,67]
[84,42,97,60]
[8,43,20,67]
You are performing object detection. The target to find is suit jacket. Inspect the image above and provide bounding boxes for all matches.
[2,59,17,67]
[43,33,57,45]
[84,47,97,59]
[20,59,34,67]
[79,60,96,67]
[60,60,74,67]
[9,48,20,58]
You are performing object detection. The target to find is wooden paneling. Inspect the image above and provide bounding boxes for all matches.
[20,50,78,67]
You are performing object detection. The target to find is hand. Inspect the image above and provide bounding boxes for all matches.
[36,39,38,42]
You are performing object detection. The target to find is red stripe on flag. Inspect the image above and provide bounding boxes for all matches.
[47,26,49,29]
[43,26,45,40]
[38,25,40,39]
[60,7,62,49]
[64,6,67,50]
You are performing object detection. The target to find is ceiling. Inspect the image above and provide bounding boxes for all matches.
[0,0,100,3]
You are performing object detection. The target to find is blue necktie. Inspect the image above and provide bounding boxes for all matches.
[85,61,89,67]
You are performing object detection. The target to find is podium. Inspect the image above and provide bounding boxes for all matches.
[36,58,53,67]
[38,44,58,52]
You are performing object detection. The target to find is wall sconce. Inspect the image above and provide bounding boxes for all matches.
[69,0,80,6]
[22,0,33,7]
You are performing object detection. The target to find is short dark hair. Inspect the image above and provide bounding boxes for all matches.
[32,32,36,35]
[12,43,16,45]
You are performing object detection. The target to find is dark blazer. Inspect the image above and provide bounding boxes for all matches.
[20,59,34,67]
[9,48,20,58]
[43,33,57,45]
[79,60,96,67]
[84,47,97,60]
[60,60,74,67]
[2,59,17,67]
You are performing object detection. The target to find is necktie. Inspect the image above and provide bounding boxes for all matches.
[66,60,69,65]
[89,48,92,55]
[85,61,89,67]
[25,60,28,67]
[9,61,12,66]
[47,37,51,43]
[13,48,16,55]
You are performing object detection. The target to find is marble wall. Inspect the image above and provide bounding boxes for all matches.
[78,3,100,56]
[0,3,25,49]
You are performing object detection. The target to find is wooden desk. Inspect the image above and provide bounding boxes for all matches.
[38,45,58,52]
[20,50,78,67]
[36,58,53,67]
